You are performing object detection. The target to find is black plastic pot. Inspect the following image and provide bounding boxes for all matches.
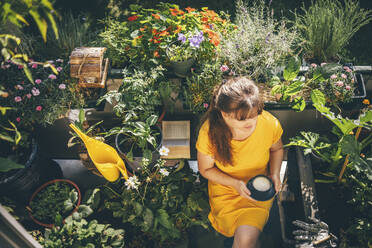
[115,124,163,173]
[0,140,63,204]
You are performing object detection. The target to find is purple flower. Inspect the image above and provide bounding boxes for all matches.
[335,81,344,87]
[31,87,40,96]
[345,85,351,90]
[57,67,63,72]
[330,74,337,79]
[209,24,213,29]
[48,74,57,80]
[189,32,204,48]
[16,85,24,90]
[14,96,22,102]
[220,65,229,72]
[26,93,32,99]
[35,79,42,84]
[177,33,186,43]
[59,84,66,90]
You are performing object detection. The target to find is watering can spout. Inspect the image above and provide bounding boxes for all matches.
[69,124,128,182]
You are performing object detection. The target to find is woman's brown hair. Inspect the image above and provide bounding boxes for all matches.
[201,77,263,165]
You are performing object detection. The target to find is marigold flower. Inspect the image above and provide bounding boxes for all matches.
[152,13,160,19]
[185,7,196,12]
[363,99,370,105]
[127,15,138,21]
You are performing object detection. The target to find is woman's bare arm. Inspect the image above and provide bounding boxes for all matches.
[197,151,254,200]
[269,138,284,192]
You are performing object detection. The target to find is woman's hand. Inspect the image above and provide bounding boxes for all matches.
[270,174,281,193]
[233,180,257,202]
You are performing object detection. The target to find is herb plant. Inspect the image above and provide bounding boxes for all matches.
[294,0,372,63]
[29,181,79,224]
[218,0,298,81]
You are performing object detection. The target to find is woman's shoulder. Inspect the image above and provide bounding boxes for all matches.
[260,110,281,127]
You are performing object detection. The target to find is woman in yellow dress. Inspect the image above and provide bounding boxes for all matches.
[196,77,284,248]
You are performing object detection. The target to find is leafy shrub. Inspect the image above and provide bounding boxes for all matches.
[218,0,298,81]
[103,160,210,246]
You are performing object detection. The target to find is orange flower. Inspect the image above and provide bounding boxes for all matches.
[170,8,179,16]
[158,30,169,36]
[174,25,182,34]
[152,13,160,19]
[185,7,196,13]
[154,50,160,57]
[152,29,158,35]
[127,15,138,21]
[134,35,144,39]
[140,27,146,32]
[363,99,370,105]
[201,17,209,23]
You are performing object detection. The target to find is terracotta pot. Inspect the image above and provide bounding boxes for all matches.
[27,179,81,228]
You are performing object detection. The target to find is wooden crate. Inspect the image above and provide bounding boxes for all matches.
[70,47,108,88]
[161,121,190,159]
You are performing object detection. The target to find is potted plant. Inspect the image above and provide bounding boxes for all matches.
[38,188,126,247]
[294,0,372,64]
[110,115,163,172]
[103,159,210,247]
[217,0,298,82]
[284,91,372,247]
[99,2,234,69]
[27,178,81,227]
[0,58,82,202]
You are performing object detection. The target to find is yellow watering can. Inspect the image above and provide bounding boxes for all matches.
[69,124,128,182]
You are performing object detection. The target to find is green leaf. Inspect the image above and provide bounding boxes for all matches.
[79,109,85,124]
[283,57,300,81]
[146,115,158,126]
[270,84,282,96]
[29,9,48,42]
[285,80,304,96]
[78,205,93,218]
[157,209,173,229]
[292,97,306,112]
[311,89,325,106]
[0,157,24,172]
[142,208,154,232]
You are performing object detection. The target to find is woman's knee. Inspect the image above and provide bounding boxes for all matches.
[233,226,260,248]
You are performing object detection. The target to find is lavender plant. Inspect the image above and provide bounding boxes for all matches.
[218,0,298,81]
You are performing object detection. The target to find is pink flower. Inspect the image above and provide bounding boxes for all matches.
[32,63,38,69]
[14,96,22,102]
[191,68,195,72]
[18,65,24,69]
[203,103,209,108]
[330,74,337,79]
[16,85,24,90]
[220,65,229,72]
[48,74,57,80]
[341,74,347,79]
[16,117,21,122]
[58,84,66,90]
[56,59,64,63]
[35,79,42,84]
[320,63,327,66]
[31,87,40,96]
[47,60,54,64]
[310,63,317,68]
[345,85,351,90]
[57,67,63,72]
[35,106,42,111]
[335,81,344,87]
[26,93,32,99]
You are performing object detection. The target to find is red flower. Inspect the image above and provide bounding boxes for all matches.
[128,15,138,21]
[154,51,160,57]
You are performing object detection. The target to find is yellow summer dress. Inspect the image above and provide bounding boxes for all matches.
[196,110,283,237]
